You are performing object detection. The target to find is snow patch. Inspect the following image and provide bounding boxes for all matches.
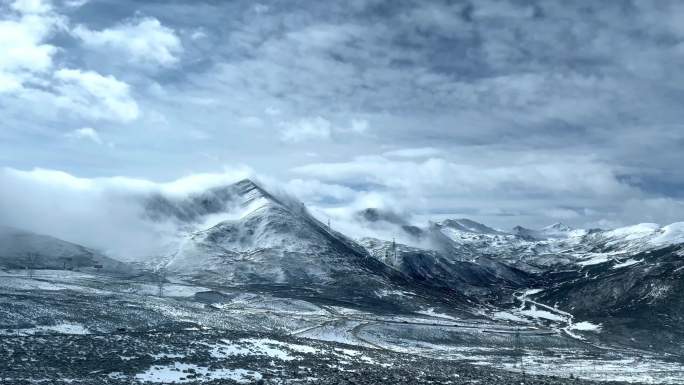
[520,305,566,322]
[568,321,602,332]
[209,338,318,361]
[417,308,458,321]
[375,289,414,298]
[135,362,261,383]
[612,259,642,269]
[492,311,527,323]
[39,323,90,335]
[577,254,612,266]
[1,323,91,336]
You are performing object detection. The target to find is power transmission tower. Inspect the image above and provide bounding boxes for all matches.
[157,267,166,297]
[26,253,38,278]
[392,237,397,265]
[515,327,526,384]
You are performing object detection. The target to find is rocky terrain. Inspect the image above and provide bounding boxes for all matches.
[0,328,644,385]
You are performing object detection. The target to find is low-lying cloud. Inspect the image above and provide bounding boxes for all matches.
[0,166,252,259]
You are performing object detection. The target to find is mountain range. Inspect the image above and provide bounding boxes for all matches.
[2,178,684,356]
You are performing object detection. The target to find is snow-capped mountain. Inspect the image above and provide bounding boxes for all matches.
[3,180,684,363]
[424,217,684,272]
[162,180,416,303]
[437,218,507,236]
[512,222,586,240]
[579,222,684,254]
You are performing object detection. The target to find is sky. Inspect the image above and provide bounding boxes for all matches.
[2,0,684,245]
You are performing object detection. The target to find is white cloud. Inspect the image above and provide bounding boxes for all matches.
[348,118,369,134]
[239,116,263,127]
[0,1,142,125]
[286,23,363,51]
[543,207,582,220]
[383,147,443,158]
[73,17,182,67]
[285,179,357,203]
[189,28,207,40]
[293,155,630,196]
[54,68,140,122]
[0,1,62,92]
[11,0,52,14]
[279,116,332,143]
[65,127,102,144]
[278,116,369,143]
[0,166,253,257]
[63,0,89,8]
[289,153,645,231]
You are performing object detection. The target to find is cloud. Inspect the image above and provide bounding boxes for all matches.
[293,155,630,197]
[11,0,52,14]
[383,147,443,158]
[53,68,139,122]
[0,0,62,92]
[1,0,684,234]
[349,118,369,134]
[65,127,102,144]
[73,17,183,67]
[543,207,582,220]
[279,116,332,143]
[0,0,142,128]
[285,179,357,204]
[63,0,88,8]
[279,117,370,143]
[289,152,670,230]
[0,166,253,258]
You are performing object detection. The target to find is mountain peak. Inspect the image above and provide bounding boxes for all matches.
[144,178,291,224]
[233,178,265,193]
[232,178,282,207]
[438,218,503,235]
[544,222,573,231]
[511,225,535,238]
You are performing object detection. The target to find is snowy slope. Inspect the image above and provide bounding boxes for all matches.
[513,222,587,240]
[431,218,684,271]
[581,222,684,253]
[0,226,132,274]
[164,180,408,299]
[534,243,684,354]
[353,209,684,274]
[359,237,529,297]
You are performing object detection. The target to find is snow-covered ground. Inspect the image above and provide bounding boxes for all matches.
[208,338,318,361]
[135,362,261,384]
[489,353,684,384]
[2,270,684,384]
